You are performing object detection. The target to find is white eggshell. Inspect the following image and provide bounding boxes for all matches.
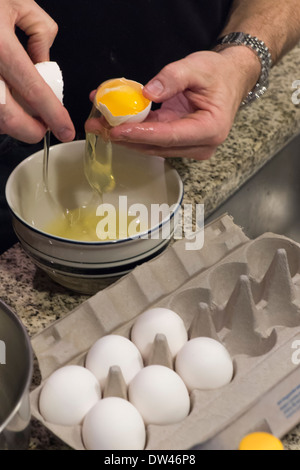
[12,61,64,116]
[97,100,151,127]
[128,365,190,425]
[35,61,64,104]
[82,397,146,450]
[94,78,151,127]
[85,335,144,389]
[39,365,101,426]
[175,337,234,391]
[131,307,188,360]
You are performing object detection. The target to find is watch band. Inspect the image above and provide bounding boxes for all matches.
[214,32,272,106]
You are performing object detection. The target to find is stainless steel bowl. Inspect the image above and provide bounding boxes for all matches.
[0,300,33,450]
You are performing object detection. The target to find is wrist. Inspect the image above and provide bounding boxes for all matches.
[217,46,262,99]
[213,33,272,106]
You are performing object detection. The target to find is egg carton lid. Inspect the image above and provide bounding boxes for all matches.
[30,214,300,450]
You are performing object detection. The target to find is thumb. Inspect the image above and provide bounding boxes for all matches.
[143,59,191,103]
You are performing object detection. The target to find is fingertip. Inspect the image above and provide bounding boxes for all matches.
[89,90,97,102]
[52,107,76,142]
[143,79,165,101]
[56,126,76,142]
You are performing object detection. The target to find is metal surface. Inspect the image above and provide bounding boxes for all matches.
[0,300,33,450]
[206,134,300,242]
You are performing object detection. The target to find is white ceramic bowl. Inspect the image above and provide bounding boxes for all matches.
[5,140,183,294]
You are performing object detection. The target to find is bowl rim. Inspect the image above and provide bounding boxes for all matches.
[5,140,184,246]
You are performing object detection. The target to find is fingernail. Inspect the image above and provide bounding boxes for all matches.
[145,79,164,97]
[58,127,74,141]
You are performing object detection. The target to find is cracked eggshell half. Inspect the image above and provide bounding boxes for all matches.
[34,61,64,104]
[94,77,152,127]
[13,61,64,115]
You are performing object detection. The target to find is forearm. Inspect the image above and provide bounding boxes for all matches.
[221,0,300,64]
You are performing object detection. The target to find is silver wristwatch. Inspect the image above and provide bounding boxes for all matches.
[215,32,272,106]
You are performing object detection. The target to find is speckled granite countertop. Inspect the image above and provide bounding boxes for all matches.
[1,43,300,450]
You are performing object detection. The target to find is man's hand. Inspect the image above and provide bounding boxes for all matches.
[86,0,300,161]
[85,47,260,160]
[0,0,75,143]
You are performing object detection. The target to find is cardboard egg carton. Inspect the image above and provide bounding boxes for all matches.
[30,214,300,450]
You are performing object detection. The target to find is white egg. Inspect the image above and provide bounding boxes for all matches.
[39,365,101,426]
[175,337,234,391]
[128,365,190,426]
[130,307,188,360]
[85,335,143,389]
[82,397,146,450]
[94,77,152,127]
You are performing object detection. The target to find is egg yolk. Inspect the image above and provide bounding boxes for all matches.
[96,79,150,117]
[239,432,284,451]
